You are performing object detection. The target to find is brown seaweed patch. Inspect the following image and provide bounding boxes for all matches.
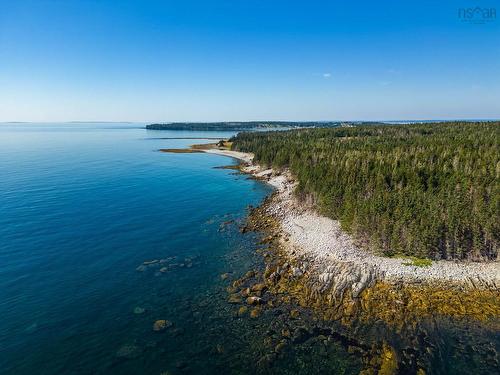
[263,243,500,329]
[213,165,241,170]
[248,191,500,328]
[358,281,500,327]
[239,175,500,374]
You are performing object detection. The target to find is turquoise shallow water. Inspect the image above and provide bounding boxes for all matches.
[0,123,274,374]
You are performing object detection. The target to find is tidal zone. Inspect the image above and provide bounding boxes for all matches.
[226,185,499,375]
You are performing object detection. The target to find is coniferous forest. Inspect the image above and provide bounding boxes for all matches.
[231,122,499,261]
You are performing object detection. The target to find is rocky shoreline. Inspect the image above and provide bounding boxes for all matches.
[200,148,500,328]
[156,145,500,373]
[204,149,499,289]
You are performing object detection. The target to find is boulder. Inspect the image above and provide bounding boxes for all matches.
[251,283,267,292]
[228,294,242,304]
[238,306,248,317]
[250,308,261,318]
[246,296,263,305]
[153,319,172,332]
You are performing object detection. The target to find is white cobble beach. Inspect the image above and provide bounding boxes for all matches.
[205,149,500,290]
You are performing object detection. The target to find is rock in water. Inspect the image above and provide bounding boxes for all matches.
[133,307,146,314]
[275,340,287,353]
[228,294,242,304]
[251,283,267,292]
[246,296,263,305]
[238,306,248,316]
[153,319,172,332]
[250,308,261,318]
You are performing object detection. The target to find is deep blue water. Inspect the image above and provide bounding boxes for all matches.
[0,123,273,374]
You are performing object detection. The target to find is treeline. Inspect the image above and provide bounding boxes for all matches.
[146,121,386,131]
[231,122,499,261]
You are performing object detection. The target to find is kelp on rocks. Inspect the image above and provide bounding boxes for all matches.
[242,192,500,374]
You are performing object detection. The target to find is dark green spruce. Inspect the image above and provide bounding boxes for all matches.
[231,121,499,261]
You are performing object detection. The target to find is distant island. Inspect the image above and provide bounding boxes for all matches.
[145,121,386,131]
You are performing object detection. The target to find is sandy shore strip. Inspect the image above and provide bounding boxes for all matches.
[203,148,500,289]
[203,148,254,164]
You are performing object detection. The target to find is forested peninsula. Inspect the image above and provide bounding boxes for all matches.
[146,121,385,131]
[231,121,499,262]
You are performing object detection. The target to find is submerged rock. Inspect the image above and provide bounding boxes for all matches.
[246,296,263,305]
[133,307,145,315]
[281,328,291,338]
[228,294,242,304]
[275,340,287,353]
[250,308,261,318]
[238,306,248,316]
[251,283,267,292]
[226,286,238,294]
[153,319,173,332]
[245,270,256,279]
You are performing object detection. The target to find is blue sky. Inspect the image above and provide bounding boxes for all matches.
[0,0,499,122]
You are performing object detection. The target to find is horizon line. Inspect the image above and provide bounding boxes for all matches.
[1,118,500,124]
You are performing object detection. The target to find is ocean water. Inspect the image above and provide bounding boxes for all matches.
[0,123,277,374]
[1,123,498,375]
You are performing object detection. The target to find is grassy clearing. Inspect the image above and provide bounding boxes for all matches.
[393,255,433,267]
